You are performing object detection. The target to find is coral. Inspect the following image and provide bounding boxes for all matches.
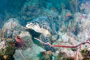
[69,0,79,12]
[1,18,34,59]
[34,38,90,60]
[80,1,90,13]
[15,35,24,47]
[0,26,16,60]
[3,18,24,38]
[1,1,90,60]
[81,48,90,59]
[39,51,53,60]
[0,45,15,60]
[0,41,6,50]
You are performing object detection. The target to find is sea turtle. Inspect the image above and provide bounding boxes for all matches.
[26,17,57,52]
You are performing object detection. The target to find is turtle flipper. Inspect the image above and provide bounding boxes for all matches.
[40,35,55,52]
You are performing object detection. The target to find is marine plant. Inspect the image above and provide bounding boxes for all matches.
[0,24,25,60]
[0,28,16,60]
[34,38,90,60]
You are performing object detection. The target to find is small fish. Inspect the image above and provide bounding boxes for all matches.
[65,12,71,17]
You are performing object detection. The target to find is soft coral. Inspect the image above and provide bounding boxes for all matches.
[15,35,24,47]
[34,38,90,60]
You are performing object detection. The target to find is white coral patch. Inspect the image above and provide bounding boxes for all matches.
[0,41,6,49]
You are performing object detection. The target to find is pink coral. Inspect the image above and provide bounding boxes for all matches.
[15,35,24,47]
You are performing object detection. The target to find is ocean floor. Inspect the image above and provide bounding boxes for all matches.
[0,0,90,60]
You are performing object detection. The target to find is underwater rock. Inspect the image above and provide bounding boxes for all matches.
[53,48,75,60]
[19,31,33,49]
[3,18,25,39]
[2,18,45,60]
[52,31,80,59]
[2,18,39,60]
[19,31,31,37]
[3,18,20,30]
[2,18,29,48]
[61,33,69,42]
[80,2,90,14]
[14,43,45,60]
[57,32,78,44]
[40,51,53,60]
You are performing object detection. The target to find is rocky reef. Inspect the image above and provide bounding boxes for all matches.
[0,0,90,60]
[0,15,89,60]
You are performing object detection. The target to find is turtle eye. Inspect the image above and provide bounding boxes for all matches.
[30,23,34,27]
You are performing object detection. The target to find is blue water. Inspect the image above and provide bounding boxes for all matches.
[0,0,88,28]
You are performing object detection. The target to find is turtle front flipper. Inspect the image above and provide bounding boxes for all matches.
[40,34,55,52]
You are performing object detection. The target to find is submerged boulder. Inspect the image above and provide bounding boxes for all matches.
[3,18,24,39]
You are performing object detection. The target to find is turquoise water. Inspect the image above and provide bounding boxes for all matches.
[0,0,88,28]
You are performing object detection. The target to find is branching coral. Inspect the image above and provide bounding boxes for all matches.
[34,38,90,60]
